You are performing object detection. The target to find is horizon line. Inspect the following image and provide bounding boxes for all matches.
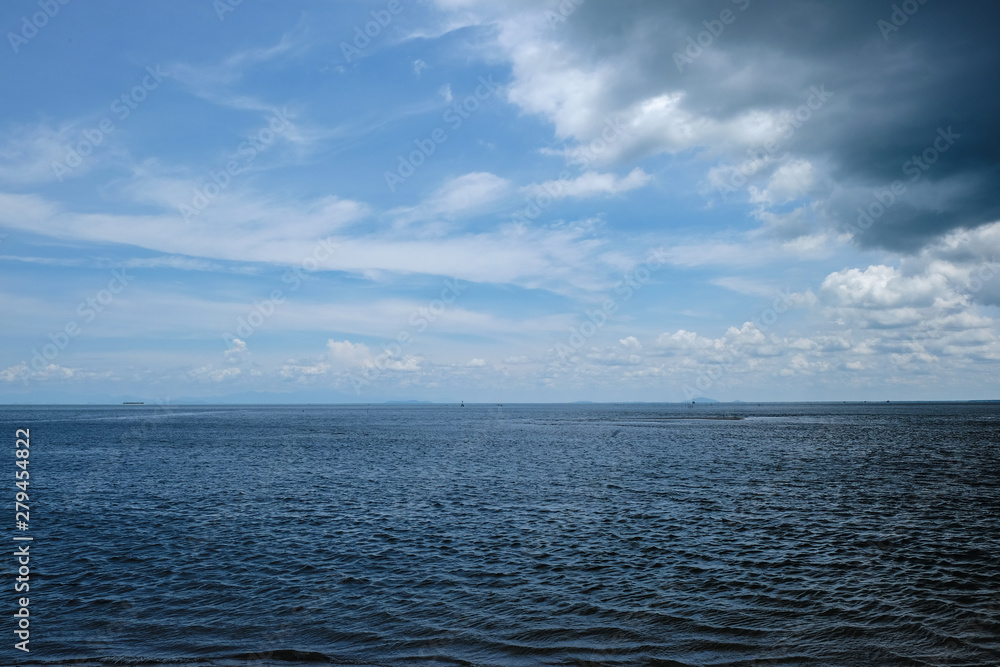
[2,399,999,406]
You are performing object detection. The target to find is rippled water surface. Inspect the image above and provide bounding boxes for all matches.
[3,403,999,666]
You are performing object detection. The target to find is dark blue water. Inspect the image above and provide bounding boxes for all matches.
[2,403,999,666]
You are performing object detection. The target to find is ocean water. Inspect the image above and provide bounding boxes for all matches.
[2,402,999,667]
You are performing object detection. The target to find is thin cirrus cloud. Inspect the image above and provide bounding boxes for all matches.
[389,172,511,227]
[522,168,652,200]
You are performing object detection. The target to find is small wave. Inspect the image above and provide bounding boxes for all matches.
[18,651,387,667]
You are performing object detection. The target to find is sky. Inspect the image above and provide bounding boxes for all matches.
[1,0,999,404]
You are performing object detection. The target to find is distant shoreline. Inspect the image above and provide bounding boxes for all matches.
[2,400,997,407]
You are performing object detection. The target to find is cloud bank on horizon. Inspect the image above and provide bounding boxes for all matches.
[1,0,999,402]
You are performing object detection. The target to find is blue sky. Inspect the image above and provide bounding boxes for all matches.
[2,0,999,403]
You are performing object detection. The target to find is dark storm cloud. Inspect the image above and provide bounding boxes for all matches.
[557,0,1000,252]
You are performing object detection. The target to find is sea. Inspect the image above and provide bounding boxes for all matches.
[1,402,998,667]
